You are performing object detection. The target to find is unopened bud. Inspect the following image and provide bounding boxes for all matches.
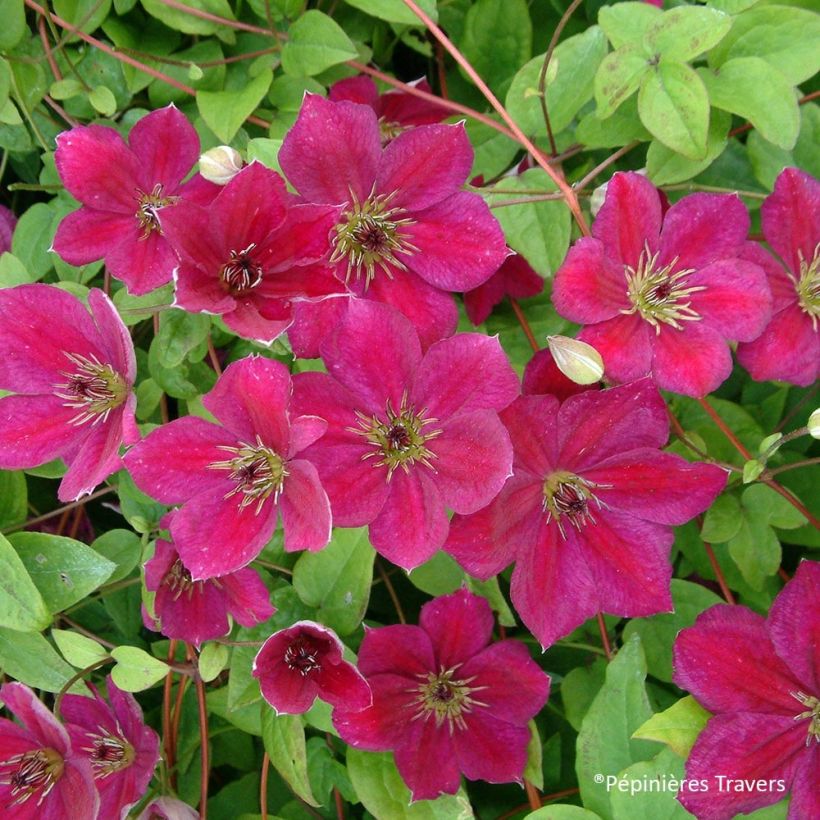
[546,335,604,385]
[199,145,243,185]
[809,408,820,439]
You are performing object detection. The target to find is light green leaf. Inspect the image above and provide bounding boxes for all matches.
[281,11,357,77]
[113,283,174,326]
[197,70,272,143]
[562,659,607,731]
[610,748,692,820]
[141,0,236,36]
[577,96,652,149]
[156,309,212,368]
[742,484,807,530]
[0,628,78,692]
[0,470,26,528]
[90,529,142,584]
[49,78,85,101]
[0,533,51,632]
[700,493,742,543]
[599,2,661,50]
[594,45,652,119]
[0,0,26,50]
[633,696,710,757]
[11,203,55,281]
[528,808,601,820]
[524,720,543,789]
[110,645,171,691]
[247,138,284,173]
[643,7,731,63]
[727,513,781,590]
[10,532,116,615]
[261,711,318,807]
[52,628,110,669]
[89,85,117,116]
[293,527,374,636]
[54,0,112,35]
[342,0,437,25]
[199,642,230,682]
[0,252,38,288]
[407,552,465,596]
[638,59,709,160]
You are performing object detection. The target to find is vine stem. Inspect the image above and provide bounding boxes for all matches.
[207,334,223,376]
[377,559,406,624]
[399,0,591,237]
[163,640,178,787]
[260,752,270,820]
[510,299,540,353]
[187,643,210,819]
[596,613,613,661]
[54,657,112,717]
[703,539,736,604]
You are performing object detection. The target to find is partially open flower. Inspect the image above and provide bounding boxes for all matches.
[253,621,371,715]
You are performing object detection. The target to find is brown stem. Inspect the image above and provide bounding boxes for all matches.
[260,752,270,820]
[187,644,210,819]
[576,141,641,191]
[163,640,178,787]
[596,612,612,661]
[207,335,223,376]
[510,299,540,353]
[54,657,112,717]
[766,457,820,478]
[702,540,736,605]
[524,778,542,810]
[2,486,116,534]
[377,559,406,624]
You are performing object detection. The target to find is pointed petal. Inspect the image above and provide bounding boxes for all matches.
[280,459,332,552]
[578,314,653,385]
[522,348,595,401]
[257,660,319,714]
[129,105,199,191]
[455,713,531,786]
[790,745,820,820]
[89,289,136,382]
[0,683,69,751]
[257,203,339,270]
[221,567,275,627]
[395,716,461,800]
[500,394,559,476]
[380,78,449,126]
[0,395,77,469]
[287,297,349,359]
[52,207,135,266]
[316,660,372,710]
[419,589,493,668]
[158,200,224,271]
[173,261,235,315]
[358,624,436,678]
[329,75,379,107]
[40,757,99,820]
[154,577,231,646]
[651,322,733,397]
[104,229,178,295]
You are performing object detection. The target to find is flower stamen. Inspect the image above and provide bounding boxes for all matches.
[220,243,263,295]
[793,244,820,331]
[54,352,127,426]
[135,183,178,238]
[543,471,610,539]
[0,748,64,807]
[284,638,322,677]
[408,665,488,735]
[792,690,820,746]
[83,728,136,778]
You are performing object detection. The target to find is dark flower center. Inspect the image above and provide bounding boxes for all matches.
[377,118,407,143]
[622,244,705,333]
[0,748,64,807]
[330,184,418,286]
[85,730,136,778]
[284,638,322,677]
[162,558,208,600]
[792,690,820,746]
[795,244,819,330]
[349,393,441,479]
[220,243,264,295]
[135,183,178,238]
[208,435,288,514]
[54,352,127,427]
[411,665,488,733]
[542,471,609,539]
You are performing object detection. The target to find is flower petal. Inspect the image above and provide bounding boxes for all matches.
[578,314,653,385]
[280,459,332,552]
[790,744,820,820]
[0,394,78,469]
[287,298,350,359]
[500,395,560,476]
[89,289,137,382]
[221,568,275,627]
[522,348,596,401]
[104,229,178,295]
[52,207,136,266]
[173,261,236,315]
[358,624,436,678]
[329,75,380,107]
[419,589,494,668]
[129,105,200,191]
[155,574,231,646]
[0,683,69,752]
[316,660,372,711]
[395,718,461,801]
[454,712,531,786]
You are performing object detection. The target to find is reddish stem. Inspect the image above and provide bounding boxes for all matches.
[702,540,736,604]
[163,640,178,786]
[510,299,540,353]
[596,612,613,661]
[524,779,542,811]
[38,16,62,81]
[260,752,270,820]
[187,644,210,819]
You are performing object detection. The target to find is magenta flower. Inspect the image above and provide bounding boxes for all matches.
[522,348,600,402]
[463,252,543,326]
[61,677,159,819]
[552,172,772,397]
[333,589,550,800]
[143,527,274,646]
[0,203,16,254]
[253,621,371,715]
[329,75,450,142]
[292,301,518,569]
[279,94,507,352]
[158,162,344,344]
[737,168,819,386]
[124,355,331,579]
[673,561,819,820]
[53,106,217,295]
[0,284,137,502]
[0,682,98,819]
[445,380,727,648]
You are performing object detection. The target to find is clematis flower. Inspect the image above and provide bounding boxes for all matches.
[0,203,16,254]
[0,284,137,502]
[737,168,819,386]
[279,93,507,354]
[159,162,344,344]
[522,348,600,402]
[463,252,543,326]
[333,589,550,801]
[137,796,198,820]
[143,526,275,647]
[552,172,772,397]
[329,75,450,142]
[444,380,727,649]
[0,682,98,819]
[673,560,820,820]
[292,300,518,570]
[52,106,218,295]
[61,677,159,819]
[124,355,331,579]
[253,621,371,715]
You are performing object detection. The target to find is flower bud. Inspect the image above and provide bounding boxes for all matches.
[546,335,604,385]
[809,408,820,439]
[199,145,243,185]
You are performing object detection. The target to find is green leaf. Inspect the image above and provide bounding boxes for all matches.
[743,458,765,483]
[293,527,374,636]
[742,484,807,530]
[466,576,516,627]
[89,85,117,117]
[261,711,318,807]
[594,45,651,119]
[622,580,722,682]
[0,60,11,110]
[11,203,55,280]
[0,252,39,288]
[486,168,571,276]
[342,0,437,25]
[643,7,731,63]
[0,470,26,528]
[52,628,110,668]
[610,747,692,820]
[700,58,798,151]
[576,635,657,819]
[113,283,173,326]
[577,96,652,148]
[90,529,142,584]
[347,748,475,818]
[0,0,26,50]
[197,70,272,143]
[727,512,781,590]
[110,645,171,691]
[708,5,820,86]
[460,0,532,97]
[0,533,51,632]
[562,659,607,731]
[528,808,601,820]
[247,138,284,173]
[199,642,230,682]
[700,493,742,543]
[49,78,85,101]
[141,0,237,36]
[281,11,357,77]
[156,309,212,368]
[599,2,661,50]
[638,59,709,160]
[0,628,78,692]
[9,532,116,614]
[524,720,543,789]
[117,471,167,534]
[53,0,112,35]
[407,551,465,596]
[633,696,710,757]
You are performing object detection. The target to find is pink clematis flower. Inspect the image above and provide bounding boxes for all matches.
[333,589,550,801]
[0,682,98,819]
[53,106,217,295]
[673,560,820,820]
[737,168,819,386]
[445,380,727,649]
[0,284,137,502]
[552,172,772,397]
[292,301,518,570]
[124,355,331,579]
[329,75,450,142]
[279,94,507,354]
[253,621,371,715]
[143,527,275,646]
[61,677,159,819]
[158,162,344,344]
[137,796,198,820]
[0,203,16,254]
[463,252,543,326]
